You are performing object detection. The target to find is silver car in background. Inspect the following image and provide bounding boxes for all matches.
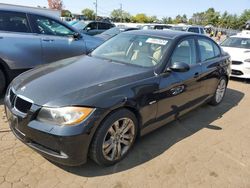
[0,4,103,94]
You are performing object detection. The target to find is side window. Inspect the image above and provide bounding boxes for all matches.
[87,22,97,30]
[98,23,109,30]
[0,11,30,33]
[171,39,197,65]
[213,43,221,57]
[200,28,205,34]
[155,25,163,30]
[198,38,218,61]
[30,15,75,36]
[188,27,199,34]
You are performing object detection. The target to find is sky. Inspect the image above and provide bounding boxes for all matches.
[1,0,250,18]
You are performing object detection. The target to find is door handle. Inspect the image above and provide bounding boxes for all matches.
[194,72,199,78]
[42,39,54,42]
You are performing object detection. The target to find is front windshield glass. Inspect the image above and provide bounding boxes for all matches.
[92,33,171,68]
[72,21,88,30]
[101,27,120,35]
[221,37,250,49]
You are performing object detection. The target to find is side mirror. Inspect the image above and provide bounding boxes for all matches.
[73,32,81,39]
[86,27,91,32]
[168,62,190,72]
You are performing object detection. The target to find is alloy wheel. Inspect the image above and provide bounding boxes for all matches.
[102,118,135,161]
[215,79,226,103]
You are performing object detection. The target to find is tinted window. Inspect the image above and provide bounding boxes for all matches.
[98,23,110,30]
[171,39,197,65]
[200,28,205,34]
[30,15,75,36]
[188,27,200,34]
[198,38,217,61]
[87,22,97,30]
[154,25,164,30]
[0,11,30,33]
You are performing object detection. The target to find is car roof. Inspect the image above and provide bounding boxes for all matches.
[0,3,60,19]
[124,29,198,39]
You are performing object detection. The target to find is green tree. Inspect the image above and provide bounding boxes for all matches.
[133,13,149,23]
[82,8,95,20]
[110,9,132,22]
[173,15,183,24]
[204,8,220,26]
[190,12,206,25]
[162,17,173,24]
[239,9,250,29]
[148,15,159,23]
[61,9,71,17]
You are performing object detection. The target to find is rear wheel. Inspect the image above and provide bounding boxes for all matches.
[209,77,227,106]
[90,109,137,166]
[0,69,6,95]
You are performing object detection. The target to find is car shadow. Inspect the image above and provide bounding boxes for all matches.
[230,77,250,84]
[54,88,244,177]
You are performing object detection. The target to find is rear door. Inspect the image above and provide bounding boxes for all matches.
[197,37,223,96]
[0,10,42,69]
[29,14,86,63]
[156,37,203,123]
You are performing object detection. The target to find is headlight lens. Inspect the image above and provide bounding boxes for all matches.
[244,59,250,62]
[37,107,94,126]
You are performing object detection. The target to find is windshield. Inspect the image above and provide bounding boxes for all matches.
[101,27,121,35]
[72,21,88,30]
[91,33,171,68]
[221,37,250,49]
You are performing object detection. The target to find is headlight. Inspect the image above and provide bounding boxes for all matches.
[37,107,94,126]
[244,59,250,62]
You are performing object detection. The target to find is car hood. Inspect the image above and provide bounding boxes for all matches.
[11,55,151,107]
[222,47,250,61]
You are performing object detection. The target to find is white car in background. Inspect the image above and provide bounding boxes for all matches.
[221,31,250,79]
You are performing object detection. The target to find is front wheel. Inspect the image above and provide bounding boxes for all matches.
[209,77,227,106]
[90,109,137,166]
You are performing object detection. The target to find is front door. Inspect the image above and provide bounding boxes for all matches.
[156,38,204,124]
[29,14,86,64]
[0,11,42,69]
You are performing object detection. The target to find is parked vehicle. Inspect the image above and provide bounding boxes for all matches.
[142,24,172,30]
[0,7,103,94]
[95,27,139,41]
[171,25,205,35]
[5,30,230,166]
[221,31,250,78]
[72,21,115,36]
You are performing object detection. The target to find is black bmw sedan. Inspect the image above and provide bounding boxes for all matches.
[4,30,231,166]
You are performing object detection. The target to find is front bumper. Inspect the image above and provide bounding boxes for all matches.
[230,63,250,79]
[4,93,104,166]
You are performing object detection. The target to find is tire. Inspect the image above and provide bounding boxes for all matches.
[90,109,138,166]
[209,77,227,106]
[0,69,6,95]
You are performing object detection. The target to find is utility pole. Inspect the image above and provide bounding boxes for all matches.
[120,3,123,22]
[94,0,97,20]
